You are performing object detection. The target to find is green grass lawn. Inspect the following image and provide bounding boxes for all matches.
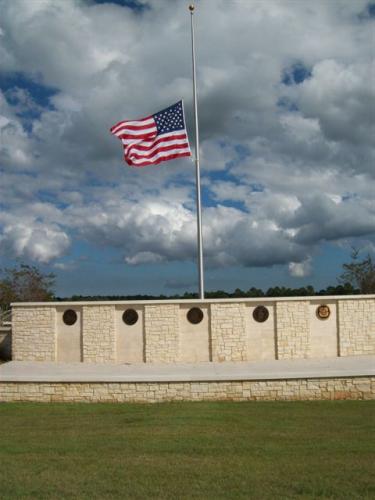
[0,401,374,499]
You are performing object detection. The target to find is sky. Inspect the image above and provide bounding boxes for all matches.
[0,0,374,297]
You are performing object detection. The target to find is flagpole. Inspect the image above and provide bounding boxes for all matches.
[189,3,205,300]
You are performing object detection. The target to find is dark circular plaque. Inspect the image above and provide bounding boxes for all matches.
[187,307,204,324]
[63,309,78,326]
[122,309,139,325]
[253,305,269,323]
[317,304,330,320]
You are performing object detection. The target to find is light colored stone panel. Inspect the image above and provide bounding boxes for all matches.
[144,304,179,363]
[246,303,276,361]
[12,307,56,361]
[309,301,338,358]
[1,377,373,403]
[179,304,210,363]
[56,306,82,362]
[276,301,310,359]
[116,306,144,364]
[82,305,116,363]
[338,299,375,356]
[210,303,247,362]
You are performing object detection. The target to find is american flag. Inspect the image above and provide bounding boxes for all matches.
[110,101,191,167]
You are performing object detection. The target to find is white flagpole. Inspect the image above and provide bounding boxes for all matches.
[189,4,205,300]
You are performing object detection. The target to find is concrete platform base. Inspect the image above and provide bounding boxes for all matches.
[1,356,374,402]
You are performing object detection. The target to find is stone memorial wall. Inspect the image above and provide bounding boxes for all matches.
[11,295,375,364]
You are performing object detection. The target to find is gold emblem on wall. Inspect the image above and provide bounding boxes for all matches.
[316,304,330,320]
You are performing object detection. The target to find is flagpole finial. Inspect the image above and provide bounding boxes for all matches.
[189,4,195,12]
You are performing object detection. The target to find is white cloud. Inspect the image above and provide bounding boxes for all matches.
[289,258,312,278]
[297,60,375,146]
[0,220,70,262]
[0,0,374,282]
[125,251,164,265]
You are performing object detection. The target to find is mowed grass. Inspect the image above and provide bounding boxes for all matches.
[0,401,374,499]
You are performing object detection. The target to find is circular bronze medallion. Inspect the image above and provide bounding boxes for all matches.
[122,309,139,325]
[63,309,78,326]
[317,304,330,320]
[187,307,204,324]
[253,305,269,323]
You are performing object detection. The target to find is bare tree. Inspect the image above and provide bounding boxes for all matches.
[339,249,375,294]
[0,263,55,311]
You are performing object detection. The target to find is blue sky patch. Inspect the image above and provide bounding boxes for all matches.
[219,199,248,212]
[277,97,299,112]
[208,169,239,184]
[0,72,57,108]
[250,183,264,193]
[358,3,375,20]
[282,62,312,86]
[92,0,149,12]
[368,3,375,17]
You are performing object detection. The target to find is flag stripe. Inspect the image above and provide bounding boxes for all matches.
[129,151,191,167]
[110,117,154,134]
[111,124,156,137]
[130,147,191,165]
[125,134,188,154]
[122,131,187,149]
[122,132,188,148]
[129,143,190,160]
[120,132,157,142]
[122,123,157,132]
[127,141,189,159]
[114,126,157,138]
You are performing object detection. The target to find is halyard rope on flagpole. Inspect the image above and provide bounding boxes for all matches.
[189,3,205,300]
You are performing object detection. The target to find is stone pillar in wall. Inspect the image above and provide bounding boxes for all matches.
[276,301,310,359]
[210,303,247,362]
[82,305,116,363]
[338,299,375,356]
[12,306,56,361]
[144,304,179,363]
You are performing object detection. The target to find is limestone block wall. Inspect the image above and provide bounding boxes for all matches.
[144,304,179,363]
[276,301,310,359]
[211,303,247,362]
[10,295,375,364]
[338,299,375,356]
[12,306,56,361]
[82,305,116,363]
[1,377,374,403]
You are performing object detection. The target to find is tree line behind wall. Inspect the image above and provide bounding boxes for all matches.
[1,251,374,309]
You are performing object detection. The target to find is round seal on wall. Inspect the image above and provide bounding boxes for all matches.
[187,307,204,324]
[63,309,78,326]
[253,305,269,323]
[316,304,330,320]
[122,309,139,325]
